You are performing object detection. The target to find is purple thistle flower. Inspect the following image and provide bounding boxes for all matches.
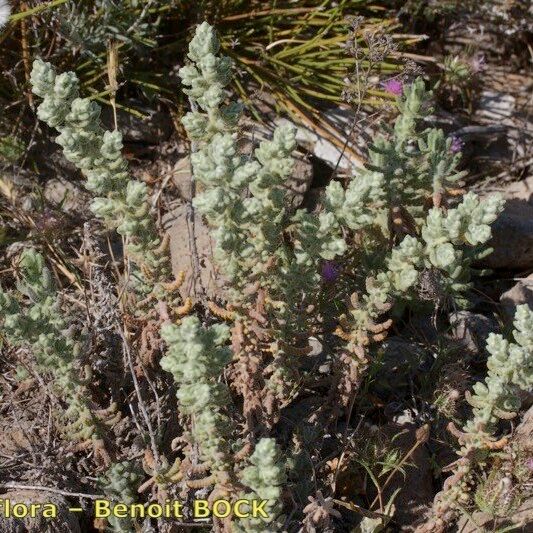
[450,136,464,153]
[526,457,533,472]
[381,78,404,96]
[470,53,486,74]
[321,261,340,283]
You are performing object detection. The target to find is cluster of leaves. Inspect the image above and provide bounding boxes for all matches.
[0,249,101,441]
[420,305,533,531]
[160,316,234,472]
[59,0,161,59]
[30,57,173,297]
[0,15,531,533]
[181,22,503,351]
[97,461,143,532]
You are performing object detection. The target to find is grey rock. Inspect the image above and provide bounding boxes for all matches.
[514,404,533,446]
[381,337,427,371]
[482,200,533,270]
[478,90,516,121]
[43,178,89,213]
[308,337,323,357]
[406,314,440,344]
[456,497,533,532]
[502,176,533,203]
[500,274,533,323]
[318,362,331,374]
[165,202,224,301]
[283,154,313,208]
[449,311,498,354]
[170,157,193,202]
[480,176,533,270]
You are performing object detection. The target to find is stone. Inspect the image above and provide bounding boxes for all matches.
[514,405,533,447]
[170,157,193,202]
[382,337,429,375]
[480,176,533,270]
[478,90,516,121]
[500,274,533,323]
[456,499,533,532]
[164,202,223,301]
[308,337,323,357]
[478,90,516,122]
[381,337,426,369]
[502,175,533,203]
[449,311,498,354]
[482,200,533,270]
[43,179,89,213]
[283,154,313,208]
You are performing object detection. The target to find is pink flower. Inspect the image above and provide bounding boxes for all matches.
[470,53,486,74]
[381,78,404,96]
[321,261,340,283]
[450,136,464,153]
